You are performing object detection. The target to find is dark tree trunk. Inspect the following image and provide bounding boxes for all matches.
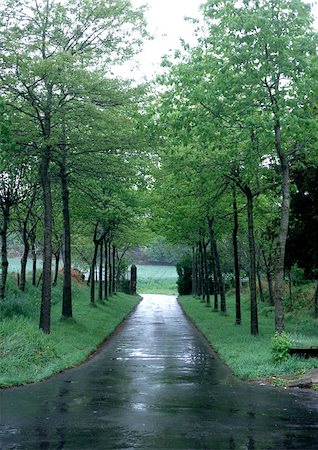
[39,150,52,334]
[274,121,289,333]
[90,242,98,305]
[112,245,116,293]
[208,217,226,313]
[98,239,103,302]
[30,229,37,286]
[314,281,318,318]
[20,238,29,292]
[53,251,60,286]
[60,161,72,318]
[115,249,121,292]
[37,271,43,288]
[108,240,112,295]
[210,241,218,310]
[192,246,196,295]
[0,206,10,299]
[104,237,108,300]
[196,248,201,297]
[257,269,264,303]
[246,188,258,336]
[267,270,274,306]
[256,249,264,302]
[287,268,293,312]
[261,246,274,306]
[196,249,200,296]
[199,241,205,301]
[232,189,241,324]
[203,242,210,305]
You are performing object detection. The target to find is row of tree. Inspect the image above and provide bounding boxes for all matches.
[149,0,318,334]
[0,0,150,333]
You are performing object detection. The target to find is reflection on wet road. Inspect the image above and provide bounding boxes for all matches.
[1,295,317,449]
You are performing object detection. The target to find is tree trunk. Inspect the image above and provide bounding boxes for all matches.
[112,245,116,293]
[232,188,241,324]
[53,251,60,286]
[60,161,72,318]
[90,242,98,305]
[98,239,103,302]
[196,249,200,296]
[274,121,289,333]
[203,242,210,305]
[108,240,112,295]
[246,189,258,336]
[208,217,226,313]
[314,281,318,318]
[20,237,29,292]
[30,229,37,286]
[267,271,274,306]
[257,269,264,303]
[196,248,201,297]
[39,150,52,334]
[115,248,121,292]
[199,241,205,301]
[261,246,274,306]
[104,237,108,300]
[192,246,196,295]
[209,241,218,310]
[0,206,9,299]
[287,268,293,312]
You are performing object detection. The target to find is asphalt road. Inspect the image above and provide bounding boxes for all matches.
[1,294,317,449]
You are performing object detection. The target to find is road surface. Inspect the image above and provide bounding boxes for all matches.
[1,294,317,449]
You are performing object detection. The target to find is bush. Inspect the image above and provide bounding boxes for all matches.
[290,264,311,286]
[119,279,131,294]
[0,295,36,319]
[176,253,192,295]
[271,332,291,363]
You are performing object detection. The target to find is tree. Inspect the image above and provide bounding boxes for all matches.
[0,101,25,298]
[202,0,318,333]
[0,0,147,333]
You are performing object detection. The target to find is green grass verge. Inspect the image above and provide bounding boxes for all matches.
[178,292,318,383]
[0,281,140,388]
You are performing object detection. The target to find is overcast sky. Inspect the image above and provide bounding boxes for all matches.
[125,0,318,81]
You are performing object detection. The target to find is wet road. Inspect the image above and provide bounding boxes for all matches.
[1,295,317,449]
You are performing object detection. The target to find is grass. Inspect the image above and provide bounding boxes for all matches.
[0,277,140,388]
[178,291,318,384]
[136,264,177,294]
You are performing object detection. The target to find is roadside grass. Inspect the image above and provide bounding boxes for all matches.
[178,292,318,382]
[0,277,140,388]
[137,265,177,294]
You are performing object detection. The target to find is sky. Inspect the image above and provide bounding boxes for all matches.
[125,0,318,82]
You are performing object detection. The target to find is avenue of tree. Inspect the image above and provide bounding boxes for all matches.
[1,0,317,338]
[0,0,149,333]
[149,0,318,335]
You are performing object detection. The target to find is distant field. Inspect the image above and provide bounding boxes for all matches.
[7,258,177,295]
[136,265,177,295]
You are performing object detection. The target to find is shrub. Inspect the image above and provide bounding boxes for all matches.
[176,253,192,295]
[0,295,36,319]
[271,332,291,363]
[290,264,311,286]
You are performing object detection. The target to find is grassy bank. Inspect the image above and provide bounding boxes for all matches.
[179,292,318,385]
[0,279,140,388]
[137,265,177,294]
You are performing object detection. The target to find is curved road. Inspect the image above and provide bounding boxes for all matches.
[1,295,317,449]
